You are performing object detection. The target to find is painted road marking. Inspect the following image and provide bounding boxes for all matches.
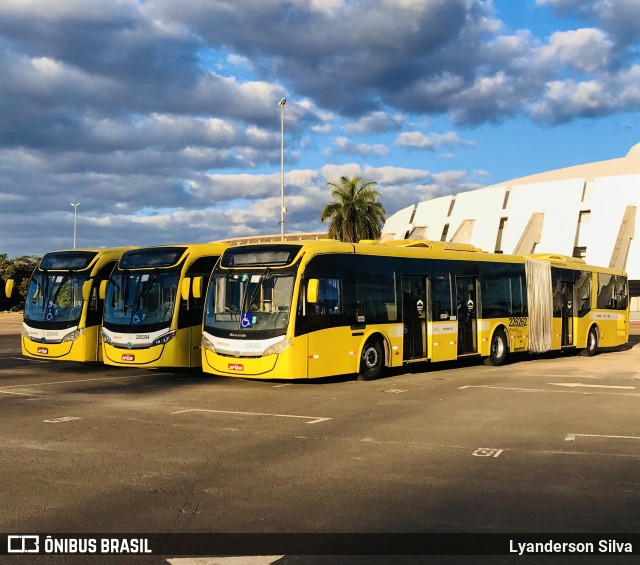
[458,384,640,396]
[565,433,640,442]
[550,383,635,390]
[272,383,292,388]
[0,373,170,390]
[472,448,504,457]
[384,389,408,394]
[167,557,284,565]
[0,389,42,396]
[0,356,50,364]
[172,408,331,425]
[43,416,83,424]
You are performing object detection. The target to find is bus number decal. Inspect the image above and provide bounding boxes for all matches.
[508,317,527,327]
[135,334,150,340]
[228,363,244,371]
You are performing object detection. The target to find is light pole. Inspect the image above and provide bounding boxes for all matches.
[279,98,286,241]
[70,202,80,249]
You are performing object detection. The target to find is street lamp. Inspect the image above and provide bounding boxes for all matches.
[70,202,80,249]
[279,98,286,241]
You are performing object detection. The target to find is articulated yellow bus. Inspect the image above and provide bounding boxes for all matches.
[101,243,228,368]
[201,239,629,380]
[15,248,131,362]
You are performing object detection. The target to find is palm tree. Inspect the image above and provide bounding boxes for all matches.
[320,176,386,242]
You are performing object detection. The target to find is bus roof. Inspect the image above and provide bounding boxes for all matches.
[117,242,228,270]
[217,239,627,275]
[38,247,136,272]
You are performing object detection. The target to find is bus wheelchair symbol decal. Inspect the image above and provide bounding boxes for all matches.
[240,312,253,329]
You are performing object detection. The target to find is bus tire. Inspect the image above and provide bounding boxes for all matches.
[358,339,384,381]
[486,329,508,366]
[581,326,599,357]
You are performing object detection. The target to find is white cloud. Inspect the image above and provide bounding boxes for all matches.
[538,28,613,73]
[396,131,476,150]
[334,137,390,156]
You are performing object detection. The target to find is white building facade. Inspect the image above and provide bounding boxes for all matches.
[382,143,640,318]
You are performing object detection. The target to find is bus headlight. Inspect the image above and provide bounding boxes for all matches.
[62,328,84,342]
[152,330,176,346]
[263,339,290,356]
[202,335,216,352]
[102,329,112,345]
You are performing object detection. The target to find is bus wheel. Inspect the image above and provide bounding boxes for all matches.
[485,329,508,366]
[358,340,384,381]
[581,326,599,357]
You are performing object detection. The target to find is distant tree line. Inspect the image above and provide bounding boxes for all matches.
[0,254,41,311]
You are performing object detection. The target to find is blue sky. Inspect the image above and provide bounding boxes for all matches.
[1,0,639,257]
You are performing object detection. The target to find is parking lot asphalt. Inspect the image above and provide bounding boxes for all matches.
[1,317,639,564]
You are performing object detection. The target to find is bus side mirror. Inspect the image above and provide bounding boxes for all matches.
[99,280,108,300]
[192,276,203,299]
[4,279,14,299]
[82,281,92,302]
[307,279,319,304]
[181,277,191,301]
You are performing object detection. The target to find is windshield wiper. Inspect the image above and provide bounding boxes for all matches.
[134,269,159,311]
[41,270,50,311]
[239,268,272,329]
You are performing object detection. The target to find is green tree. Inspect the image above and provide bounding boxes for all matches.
[0,254,41,311]
[320,176,386,242]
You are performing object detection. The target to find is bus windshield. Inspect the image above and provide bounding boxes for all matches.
[205,269,294,332]
[103,270,179,326]
[24,273,88,324]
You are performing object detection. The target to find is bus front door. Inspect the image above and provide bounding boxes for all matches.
[456,277,478,355]
[402,276,426,361]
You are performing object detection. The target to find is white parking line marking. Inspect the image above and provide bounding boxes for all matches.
[0,389,41,396]
[384,389,408,393]
[550,383,635,390]
[0,373,169,389]
[458,384,640,396]
[43,416,83,424]
[172,408,332,425]
[459,385,540,392]
[0,356,50,364]
[565,433,640,442]
[272,383,292,388]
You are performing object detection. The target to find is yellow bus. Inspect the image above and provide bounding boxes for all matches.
[200,239,629,380]
[15,248,131,362]
[101,243,228,368]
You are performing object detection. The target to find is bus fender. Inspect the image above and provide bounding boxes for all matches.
[360,330,391,368]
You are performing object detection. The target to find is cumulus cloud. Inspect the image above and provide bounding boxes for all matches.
[395,131,476,150]
[2,0,640,256]
[332,137,390,157]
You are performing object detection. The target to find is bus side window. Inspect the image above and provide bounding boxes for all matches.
[432,275,452,321]
[576,271,591,317]
[310,278,342,315]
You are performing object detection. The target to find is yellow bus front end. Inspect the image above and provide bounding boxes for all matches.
[21,323,102,362]
[101,243,226,369]
[19,248,129,363]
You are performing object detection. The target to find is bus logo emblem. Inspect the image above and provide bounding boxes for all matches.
[228,363,244,371]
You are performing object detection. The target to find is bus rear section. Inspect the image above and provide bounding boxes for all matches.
[101,243,226,369]
[18,248,130,362]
